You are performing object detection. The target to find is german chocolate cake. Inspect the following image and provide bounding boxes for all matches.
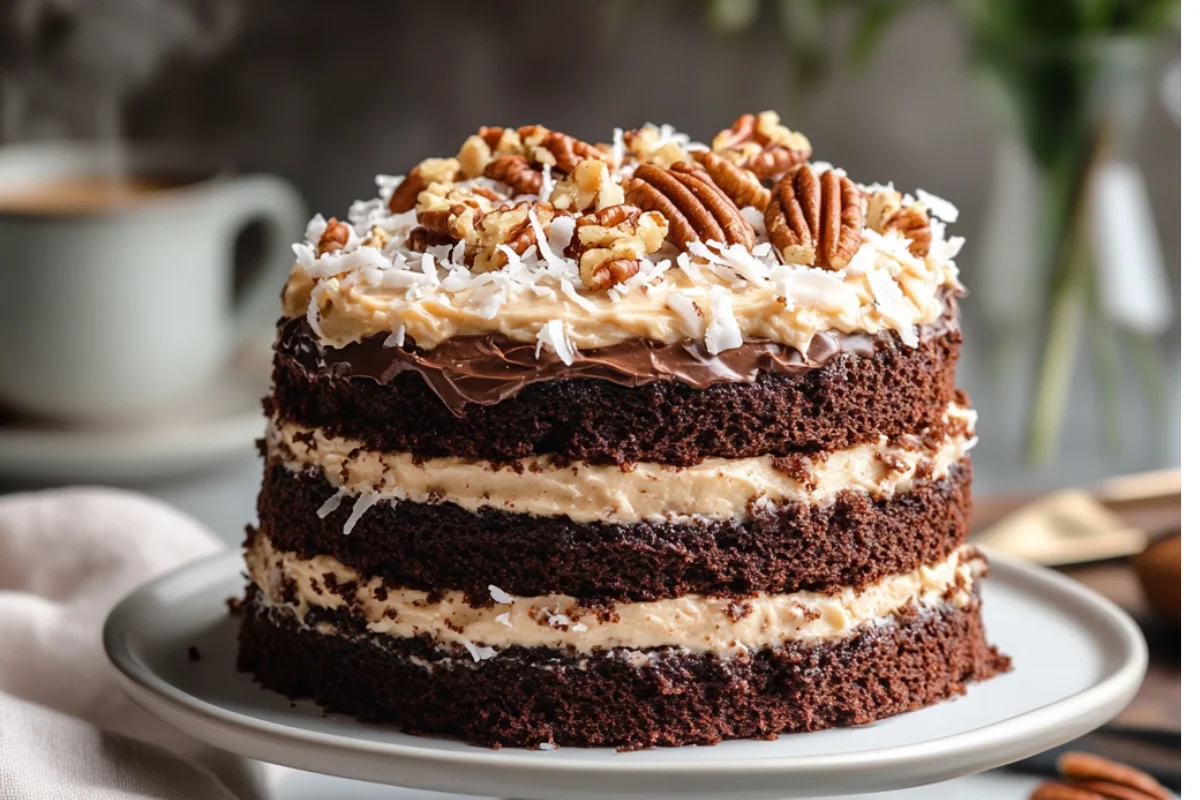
[238,112,1010,749]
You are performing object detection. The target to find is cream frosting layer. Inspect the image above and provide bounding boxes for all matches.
[284,162,963,355]
[247,535,982,658]
[266,405,975,525]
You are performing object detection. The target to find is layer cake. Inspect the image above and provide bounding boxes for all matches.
[238,113,1010,749]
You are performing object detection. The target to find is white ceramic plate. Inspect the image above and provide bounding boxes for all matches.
[0,343,268,483]
[105,550,1146,800]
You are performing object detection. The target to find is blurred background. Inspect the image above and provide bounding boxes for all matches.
[0,1,1182,791]
[0,0,1179,541]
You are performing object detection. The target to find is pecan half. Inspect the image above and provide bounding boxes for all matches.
[565,204,668,290]
[713,111,812,181]
[388,157,461,213]
[586,259,640,291]
[866,188,931,257]
[1054,753,1170,800]
[625,163,755,251]
[695,151,770,211]
[316,218,349,255]
[766,164,863,269]
[484,154,543,196]
[404,226,454,253]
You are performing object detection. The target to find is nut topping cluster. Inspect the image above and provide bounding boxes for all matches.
[626,163,755,251]
[379,112,940,291]
[389,157,461,214]
[712,111,813,180]
[564,205,669,290]
[866,188,932,257]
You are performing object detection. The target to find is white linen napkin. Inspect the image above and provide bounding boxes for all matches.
[0,488,267,800]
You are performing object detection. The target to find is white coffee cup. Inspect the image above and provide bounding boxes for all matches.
[0,142,305,426]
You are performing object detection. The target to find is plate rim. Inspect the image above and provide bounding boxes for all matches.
[103,548,1147,780]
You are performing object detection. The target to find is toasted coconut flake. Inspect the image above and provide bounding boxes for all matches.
[704,287,743,354]
[866,268,918,346]
[343,493,379,535]
[488,585,515,604]
[316,490,346,519]
[383,324,406,348]
[536,319,576,364]
[666,292,704,339]
[916,189,959,223]
[463,641,498,662]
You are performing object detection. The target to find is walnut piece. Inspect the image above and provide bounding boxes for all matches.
[565,204,668,290]
[472,201,563,271]
[316,218,349,254]
[695,151,770,212]
[712,111,812,181]
[623,125,693,168]
[389,157,461,214]
[866,188,932,257]
[766,164,863,269]
[457,127,523,178]
[415,182,499,243]
[549,158,624,212]
[625,162,756,251]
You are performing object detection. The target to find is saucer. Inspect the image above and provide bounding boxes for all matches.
[0,341,269,483]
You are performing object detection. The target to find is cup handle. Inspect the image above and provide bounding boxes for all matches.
[214,174,308,343]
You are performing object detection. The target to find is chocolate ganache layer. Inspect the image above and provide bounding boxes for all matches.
[277,294,958,416]
[271,313,963,466]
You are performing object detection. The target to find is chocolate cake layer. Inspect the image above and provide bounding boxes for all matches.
[237,588,1010,749]
[269,325,963,466]
[255,460,972,604]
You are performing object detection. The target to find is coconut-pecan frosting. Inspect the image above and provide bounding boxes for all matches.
[283,113,965,359]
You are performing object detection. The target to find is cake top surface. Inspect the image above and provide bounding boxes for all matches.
[284,112,964,357]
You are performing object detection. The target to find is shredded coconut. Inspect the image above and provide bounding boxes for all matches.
[463,641,498,662]
[304,214,328,244]
[496,612,512,628]
[866,269,918,347]
[916,189,959,223]
[741,207,766,236]
[383,324,406,348]
[538,163,553,203]
[666,292,704,339]
[316,490,345,519]
[704,286,743,354]
[535,319,576,365]
[342,493,379,535]
[488,585,515,604]
[546,613,573,629]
